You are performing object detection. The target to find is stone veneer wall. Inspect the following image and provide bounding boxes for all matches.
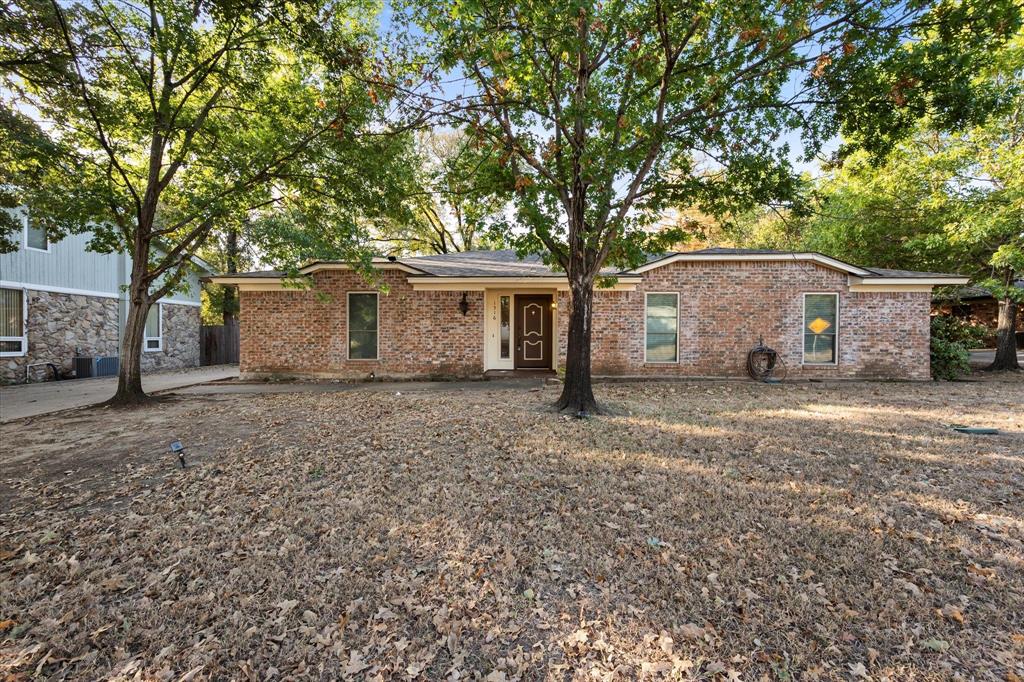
[139,302,201,372]
[239,270,485,380]
[1,290,119,384]
[555,260,931,380]
[1,292,200,384]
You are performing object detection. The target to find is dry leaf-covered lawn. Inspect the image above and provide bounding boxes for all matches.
[1,377,1022,681]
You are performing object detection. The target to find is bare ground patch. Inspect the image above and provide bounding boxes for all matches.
[1,378,1022,680]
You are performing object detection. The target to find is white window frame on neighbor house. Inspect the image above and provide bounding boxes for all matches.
[644,291,680,364]
[0,286,28,357]
[802,292,840,366]
[347,291,379,361]
[144,303,163,352]
[23,213,50,253]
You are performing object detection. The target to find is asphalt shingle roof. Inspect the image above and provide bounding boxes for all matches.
[213,248,965,280]
[685,247,792,255]
[861,267,966,279]
[936,279,1024,300]
[225,270,286,278]
[403,250,560,277]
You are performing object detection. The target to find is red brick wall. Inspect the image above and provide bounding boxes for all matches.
[239,270,484,379]
[933,298,1024,348]
[238,261,931,381]
[558,260,931,380]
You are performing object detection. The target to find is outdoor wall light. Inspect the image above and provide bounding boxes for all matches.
[458,292,470,316]
[169,440,186,469]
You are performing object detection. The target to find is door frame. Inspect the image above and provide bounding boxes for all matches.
[483,289,558,371]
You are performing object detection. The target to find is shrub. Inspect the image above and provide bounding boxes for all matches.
[930,315,987,380]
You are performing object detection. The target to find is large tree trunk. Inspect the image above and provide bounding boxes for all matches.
[556,272,600,415]
[989,297,1020,371]
[109,226,155,404]
[110,289,152,404]
[222,224,239,325]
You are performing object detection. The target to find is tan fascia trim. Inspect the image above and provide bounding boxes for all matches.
[630,252,874,276]
[208,276,285,286]
[236,283,295,291]
[848,275,969,292]
[207,275,315,292]
[849,283,935,293]
[207,258,424,286]
[407,276,641,291]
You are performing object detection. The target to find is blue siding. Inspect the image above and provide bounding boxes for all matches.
[1,209,206,305]
[0,218,122,296]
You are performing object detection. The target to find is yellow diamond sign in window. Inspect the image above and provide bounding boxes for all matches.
[808,317,831,334]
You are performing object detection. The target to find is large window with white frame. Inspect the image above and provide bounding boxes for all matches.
[0,287,27,356]
[803,293,839,364]
[144,304,162,352]
[24,214,49,252]
[645,292,679,363]
[348,292,379,360]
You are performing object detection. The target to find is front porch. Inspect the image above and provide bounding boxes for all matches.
[482,368,557,379]
[481,289,560,372]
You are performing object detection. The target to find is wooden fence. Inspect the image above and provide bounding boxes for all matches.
[201,321,239,366]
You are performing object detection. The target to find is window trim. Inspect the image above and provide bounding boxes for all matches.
[144,302,163,352]
[346,291,379,361]
[644,291,680,364]
[801,292,840,366]
[23,214,50,253]
[0,287,28,357]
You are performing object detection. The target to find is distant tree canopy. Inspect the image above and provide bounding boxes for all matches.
[371,129,513,255]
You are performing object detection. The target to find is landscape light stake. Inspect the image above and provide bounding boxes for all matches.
[170,440,186,469]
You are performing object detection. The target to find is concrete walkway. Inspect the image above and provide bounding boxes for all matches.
[173,376,549,396]
[969,349,1024,367]
[0,365,239,422]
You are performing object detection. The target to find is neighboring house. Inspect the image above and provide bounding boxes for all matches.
[933,281,1024,348]
[209,248,967,381]
[0,210,210,383]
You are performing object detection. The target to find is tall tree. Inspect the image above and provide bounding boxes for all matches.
[376,129,511,255]
[396,0,1020,412]
[957,30,1023,370]
[2,0,407,402]
[198,217,252,326]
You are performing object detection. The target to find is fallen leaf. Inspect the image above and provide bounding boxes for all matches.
[939,604,964,624]
[920,638,950,653]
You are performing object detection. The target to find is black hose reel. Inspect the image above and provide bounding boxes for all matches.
[747,336,787,382]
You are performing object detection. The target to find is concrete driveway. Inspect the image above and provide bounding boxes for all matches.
[0,365,239,422]
[970,349,1024,367]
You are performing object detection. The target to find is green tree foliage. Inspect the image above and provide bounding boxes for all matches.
[375,129,513,255]
[396,0,1020,411]
[930,314,988,380]
[2,0,411,400]
[0,1,72,249]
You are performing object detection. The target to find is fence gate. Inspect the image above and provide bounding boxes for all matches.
[201,321,239,365]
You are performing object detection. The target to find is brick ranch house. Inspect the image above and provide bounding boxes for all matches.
[208,248,967,381]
